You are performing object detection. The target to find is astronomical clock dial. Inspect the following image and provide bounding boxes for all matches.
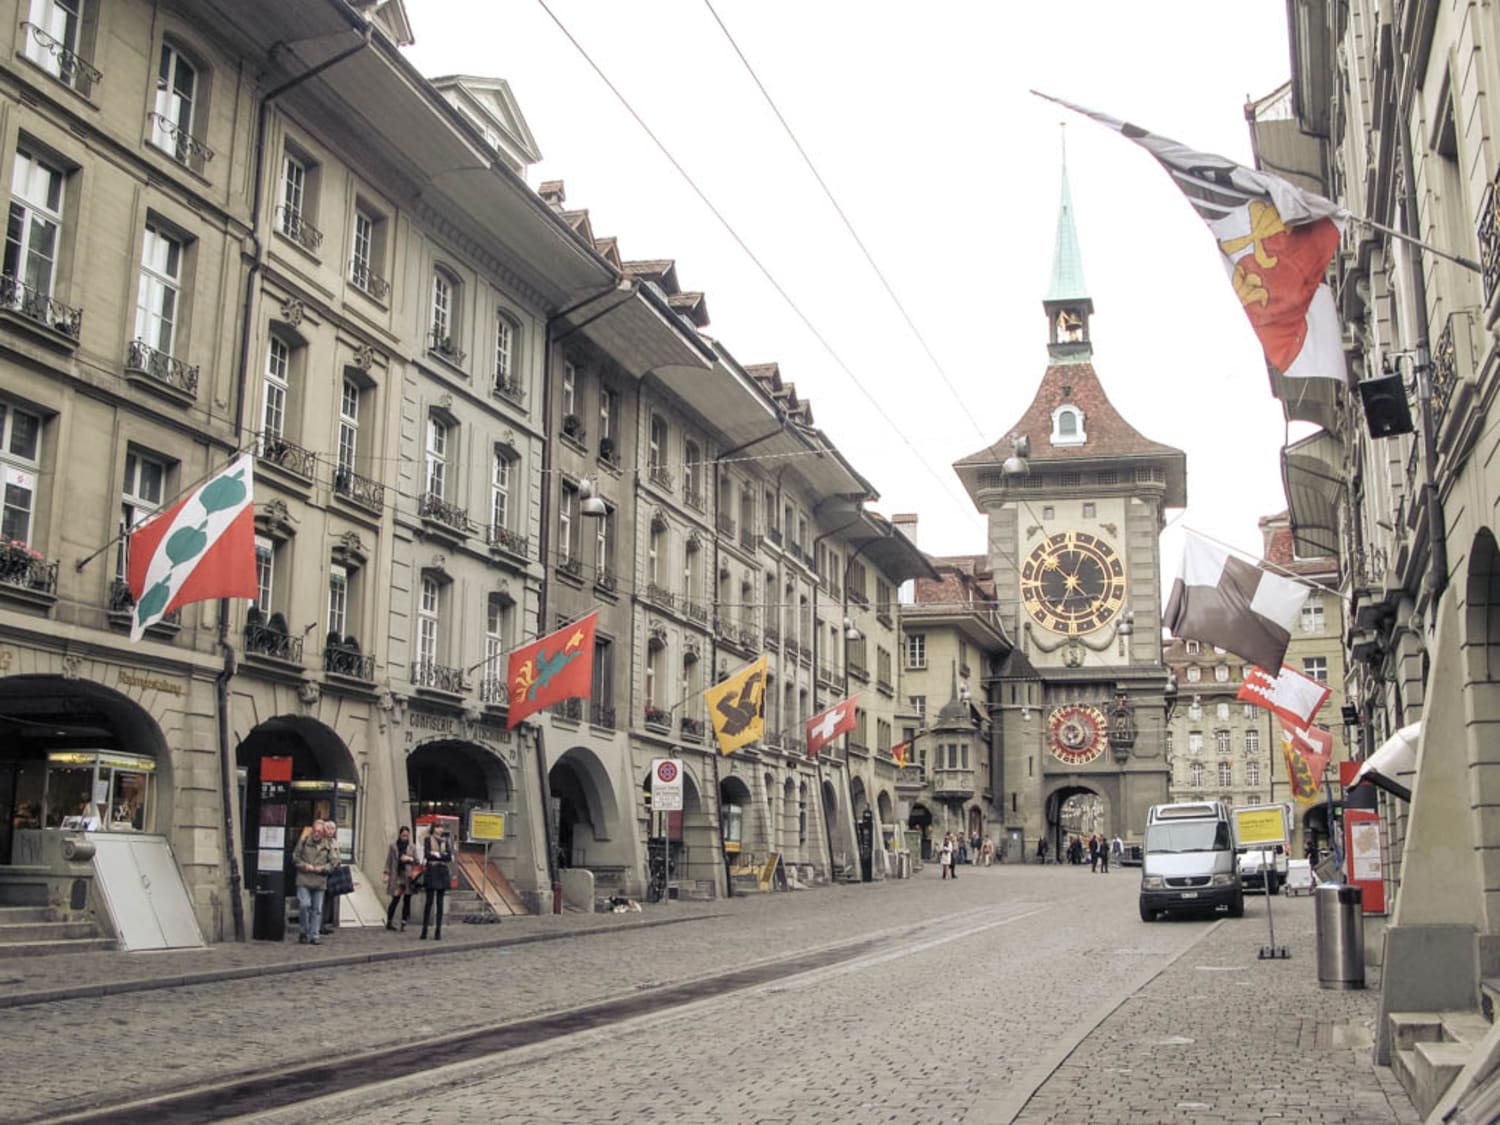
[1048,704,1108,766]
[1020,531,1127,635]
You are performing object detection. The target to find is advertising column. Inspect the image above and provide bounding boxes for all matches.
[251,756,292,941]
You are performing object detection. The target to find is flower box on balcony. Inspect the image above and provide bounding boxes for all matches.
[644,707,671,731]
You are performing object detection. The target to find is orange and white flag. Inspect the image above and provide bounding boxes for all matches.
[1038,92,1347,382]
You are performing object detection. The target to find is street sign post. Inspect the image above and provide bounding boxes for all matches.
[651,758,683,811]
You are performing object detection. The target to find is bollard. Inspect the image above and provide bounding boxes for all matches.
[1315,883,1365,989]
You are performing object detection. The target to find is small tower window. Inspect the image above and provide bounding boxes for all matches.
[1050,405,1086,447]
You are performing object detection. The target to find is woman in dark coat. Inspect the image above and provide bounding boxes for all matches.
[420,824,454,940]
[383,826,416,931]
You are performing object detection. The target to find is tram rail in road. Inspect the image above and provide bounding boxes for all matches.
[28,905,1036,1125]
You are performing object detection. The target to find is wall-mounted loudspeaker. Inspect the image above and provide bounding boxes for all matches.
[1357,373,1415,438]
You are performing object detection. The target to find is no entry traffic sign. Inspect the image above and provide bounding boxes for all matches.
[652,758,683,811]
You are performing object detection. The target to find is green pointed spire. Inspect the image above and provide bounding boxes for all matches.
[1045,138,1089,303]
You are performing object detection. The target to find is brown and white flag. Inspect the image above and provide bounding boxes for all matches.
[1164,532,1310,672]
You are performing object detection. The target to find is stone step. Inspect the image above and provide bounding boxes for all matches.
[1481,978,1500,1023]
[0,920,100,942]
[1388,1011,1445,1052]
[1440,1009,1492,1044]
[1411,1041,1472,1118]
[0,905,58,925]
[0,937,117,958]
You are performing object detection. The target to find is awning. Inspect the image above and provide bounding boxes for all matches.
[1350,721,1420,802]
[1269,364,1344,432]
[1281,428,1344,557]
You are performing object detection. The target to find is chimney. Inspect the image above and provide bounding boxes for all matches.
[892,513,918,544]
[537,180,566,208]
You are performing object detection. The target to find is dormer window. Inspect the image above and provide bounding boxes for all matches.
[1050,404,1086,447]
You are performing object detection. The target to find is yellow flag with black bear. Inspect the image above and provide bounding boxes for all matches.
[705,656,767,756]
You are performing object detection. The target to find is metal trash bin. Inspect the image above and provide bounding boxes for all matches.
[1315,883,1365,989]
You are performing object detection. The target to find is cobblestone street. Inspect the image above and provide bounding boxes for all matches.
[1,864,1418,1124]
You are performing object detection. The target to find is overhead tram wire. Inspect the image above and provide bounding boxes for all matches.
[696,3,1105,568]
[533,0,976,520]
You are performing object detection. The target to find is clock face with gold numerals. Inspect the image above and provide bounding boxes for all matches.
[1020,531,1127,636]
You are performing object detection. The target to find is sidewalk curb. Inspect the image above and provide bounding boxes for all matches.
[0,913,718,1010]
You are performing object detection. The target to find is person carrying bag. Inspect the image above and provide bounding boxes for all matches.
[420,824,454,940]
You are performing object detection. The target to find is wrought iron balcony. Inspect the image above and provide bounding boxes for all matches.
[275,205,323,253]
[817,663,839,686]
[763,624,781,649]
[493,375,526,408]
[1481,177,1500,306]
[486,524,529,560]
[411,660,465,694]
[324,646,374,681]
[590,702,616,729]
[0,273,82,340]
[739,527,756,551]
[257,433,317,480]
[595,569,618,595]
[716,513,736,536]
[558,556,583,579]
[644,706,671,732]
[418,492,473,536]
[646,582,675,609]
[0,548,57,597]
[550,697,583,722]
[428,327,465,365]
[847,587,869,608]
[787,541,806,564]
[107,578,179,626]
[333,465,384,512]
[684,485,705,511]
[681,716,705,743]
[684,598,709,624]
[767,526,782,546]
[147,112,214,171]
[349,260,390,300]
[650,465,673,490]
[21,22,102,95]
[126,339,198,398]
[480,677,509,706]
[244,621,303,663]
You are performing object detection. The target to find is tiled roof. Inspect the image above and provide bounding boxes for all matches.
[957,360,1184,468]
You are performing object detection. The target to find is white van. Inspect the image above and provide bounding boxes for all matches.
[1139,801,1243,921]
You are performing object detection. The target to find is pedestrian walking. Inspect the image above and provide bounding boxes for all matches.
[939,836,954,880]
[291,818,339,945]
[384,825,416,932]
[1099,834,1110,874]
[1037,837,1048,865]
[420,823,454,940]
[1088,834,1101,873]
[1111,834,1124,866]
[981,836,994,867]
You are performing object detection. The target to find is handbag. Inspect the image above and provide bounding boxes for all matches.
[327,863,354,896]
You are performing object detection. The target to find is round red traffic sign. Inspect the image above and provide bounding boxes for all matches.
[656,760,678,783]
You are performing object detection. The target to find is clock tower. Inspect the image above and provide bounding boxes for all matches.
[953,154,1186,854]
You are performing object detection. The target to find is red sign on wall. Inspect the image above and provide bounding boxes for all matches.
[1344,808,1386,914]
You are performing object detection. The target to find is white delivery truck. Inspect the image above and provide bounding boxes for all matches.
[1139,801,1243,921]
[1232,802,1293,895]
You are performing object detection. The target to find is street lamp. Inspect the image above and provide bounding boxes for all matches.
[1002,434,1030,476]
[579,477,607,518]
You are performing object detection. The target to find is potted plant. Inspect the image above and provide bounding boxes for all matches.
[561,413,584,439]
[598,435,616,463]
[0,536,42,585]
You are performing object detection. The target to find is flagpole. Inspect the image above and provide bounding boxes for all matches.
[1342,213,1482,273]
[73,447,251,574]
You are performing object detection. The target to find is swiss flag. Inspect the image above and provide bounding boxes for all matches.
[1238,663,1330,728]
[806,696,857,758]
[506,612,598,729]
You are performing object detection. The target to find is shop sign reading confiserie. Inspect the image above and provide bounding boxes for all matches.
[119,669,185,695]
[405,706,512,749]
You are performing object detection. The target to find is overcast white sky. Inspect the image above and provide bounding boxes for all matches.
[404,1,1303,583]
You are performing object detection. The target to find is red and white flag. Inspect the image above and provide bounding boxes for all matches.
[1038,92,1347,382]
[1238,663,1331,728]
[805,696,858,758]
[127,453,257,641]
[1279,718,1334,805]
